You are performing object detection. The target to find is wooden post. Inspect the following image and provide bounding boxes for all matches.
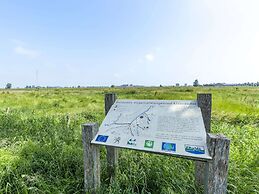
[197,93,212,133]
[82,123,100,193]
[204,133,230,194]
[195,93,212,186]
[105,93,118,181]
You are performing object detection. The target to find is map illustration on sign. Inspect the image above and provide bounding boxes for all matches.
[103,105,154,137]
[91,99,212,160]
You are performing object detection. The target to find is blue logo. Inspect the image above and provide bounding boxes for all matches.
[162,142,176,152]
[185,145,205,154]
[95,135,108,142]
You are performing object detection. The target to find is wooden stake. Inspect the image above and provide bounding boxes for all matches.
[197,93,212,133]
[105,93,118,181]
[195,93,212,186]
[204,133,230,194]
[82,123,100,193]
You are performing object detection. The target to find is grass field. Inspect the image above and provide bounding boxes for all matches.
[0,87,258,193]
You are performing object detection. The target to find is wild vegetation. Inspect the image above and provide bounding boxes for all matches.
[0,87,258,193]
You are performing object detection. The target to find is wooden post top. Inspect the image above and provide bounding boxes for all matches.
[82,123,98,127]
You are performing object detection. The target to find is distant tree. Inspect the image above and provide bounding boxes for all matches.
[5,83,12,89]
[111,85,115,88]
[160,84,163,87]
[193,79,199,87]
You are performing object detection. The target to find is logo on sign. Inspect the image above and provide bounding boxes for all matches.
[113,137,121,144]
[95,135,108,142]
[185,145,205,154]
[127,139,136,146]
[162,142,176,152]
[144,140,154,148]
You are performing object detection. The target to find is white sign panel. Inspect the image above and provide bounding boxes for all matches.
[91,100,212,160]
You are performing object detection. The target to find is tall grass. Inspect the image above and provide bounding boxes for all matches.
[0,87,258,193]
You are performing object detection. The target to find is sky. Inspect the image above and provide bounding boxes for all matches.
[0,0,259,88]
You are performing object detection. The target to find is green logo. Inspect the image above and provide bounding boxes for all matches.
[144,140,154,148]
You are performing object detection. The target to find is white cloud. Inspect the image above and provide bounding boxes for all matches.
[145,53,155,62]
[14,46,40,59]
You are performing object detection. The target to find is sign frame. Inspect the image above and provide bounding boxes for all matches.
[82,93,230,194]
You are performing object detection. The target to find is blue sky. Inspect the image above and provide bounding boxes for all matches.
[0,0,258,87]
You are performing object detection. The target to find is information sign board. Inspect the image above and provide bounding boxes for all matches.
[91,100,211,160]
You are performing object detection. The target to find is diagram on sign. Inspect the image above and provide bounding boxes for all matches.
[104,106,154,136]
[92,99,212,161]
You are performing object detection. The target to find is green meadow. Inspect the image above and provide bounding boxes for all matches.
[0,87,258,193]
